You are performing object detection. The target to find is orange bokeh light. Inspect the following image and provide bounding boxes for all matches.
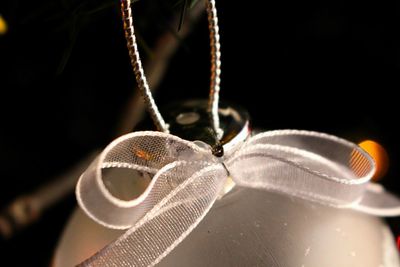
[358,140,389,181]
[0,15,8,35]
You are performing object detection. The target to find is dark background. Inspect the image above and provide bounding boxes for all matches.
[0,0,399,265]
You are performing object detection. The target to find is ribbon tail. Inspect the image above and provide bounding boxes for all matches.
[353,183,400,217]
[77,162,227,267]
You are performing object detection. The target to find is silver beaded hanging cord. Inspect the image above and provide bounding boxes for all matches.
[121,0,169,132]
[120,0,223,137]
[206,0,223,139]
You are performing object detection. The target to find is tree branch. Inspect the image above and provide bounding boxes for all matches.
[0,1,205,240]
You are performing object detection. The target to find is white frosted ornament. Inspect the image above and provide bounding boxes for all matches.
[54,189,400,267]
[53,101,400,267]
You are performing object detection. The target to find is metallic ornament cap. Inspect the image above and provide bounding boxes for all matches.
[162,99,251,155]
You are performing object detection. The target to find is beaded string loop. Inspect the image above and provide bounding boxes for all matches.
[121,0,222,137]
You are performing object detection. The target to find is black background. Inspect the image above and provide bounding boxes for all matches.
[0,0,399,266]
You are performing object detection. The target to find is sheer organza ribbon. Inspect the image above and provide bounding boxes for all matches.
[76,130,400,266]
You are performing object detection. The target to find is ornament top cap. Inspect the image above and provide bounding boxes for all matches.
[162,99,251,157]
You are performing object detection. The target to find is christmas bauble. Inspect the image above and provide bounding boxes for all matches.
[54,186,399,267]
[53,101,399,266]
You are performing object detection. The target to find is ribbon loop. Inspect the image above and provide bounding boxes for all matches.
[76,131,211,229]
[246,130,375,180]
[228,130,375,208]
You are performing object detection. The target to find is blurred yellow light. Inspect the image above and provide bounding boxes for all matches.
[0,15,7,35]
[359,140,389,181]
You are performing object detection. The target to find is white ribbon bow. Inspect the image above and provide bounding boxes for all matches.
[76,130,400,267]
